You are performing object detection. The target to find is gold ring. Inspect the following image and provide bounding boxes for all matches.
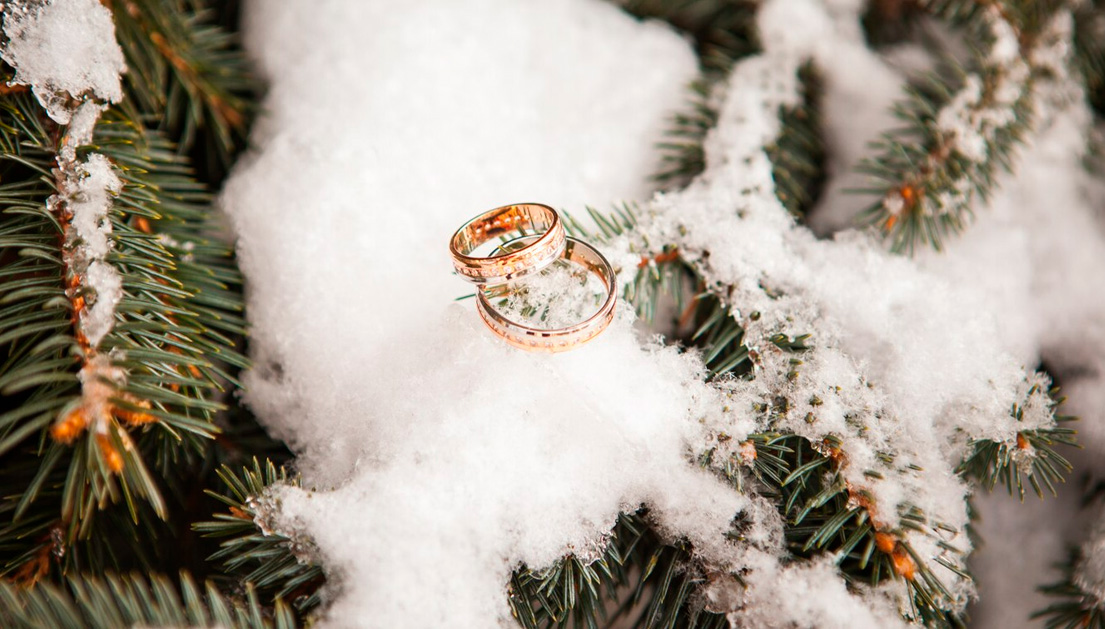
[450,203,566,285]
[476,236,617,353]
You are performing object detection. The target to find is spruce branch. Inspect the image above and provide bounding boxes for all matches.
[1033,548,1105,629]
[1032,478,1105,628]
[768,436,966,626]
[0,5,247,571]
[0,102,244,515]
[654,62,825,218]
[195,459,325,616]
[558,201,977,624]
[618,0,759,75]
[109,0,256,169]
[619,0,759,193]
[584,204,963,623]
[653,80,717,190]
[956,380,1077,499]
[509,512,727,629]
[0,571,295,629]
[857,0,1071,254]
[766,63,826,218]
[1072,0,1105,113]
[701,430,967,626]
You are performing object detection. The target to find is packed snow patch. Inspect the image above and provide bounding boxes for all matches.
[223,0,718,626]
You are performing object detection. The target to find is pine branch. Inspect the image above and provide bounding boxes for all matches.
[555,201,980,626]
[765,436,965,626]
[956,380,1077,499]
[195,459,325,616]
[0,571,295,629]
[619,0,761,193]
[110,0,256,172]
[0,93,245,545]
[575,208,968,624]
[0,0,249,575]
[702,429,968,626]
[1033,548,1105,629]
[1072,0,1105,114]
[654,61,825,219]
[653,80,717,190]
[766,63,826,218]
[508,511,727,629]
[618,0,759,75]
[1032,478,1105,628]
[857,0,1070,254]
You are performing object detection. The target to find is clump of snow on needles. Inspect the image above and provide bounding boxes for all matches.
[1,0,125,124]
[921,25,1105,627]
[775,3,1105,624]
[1,1,127,350]
[224,0,1094,627]
[617,0,1053,618]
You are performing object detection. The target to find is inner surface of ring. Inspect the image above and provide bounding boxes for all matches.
[481,236,614,331]
[454,204,555,258]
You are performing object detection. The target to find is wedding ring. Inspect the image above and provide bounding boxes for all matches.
[450,203,566,285]
[476,236,616,353]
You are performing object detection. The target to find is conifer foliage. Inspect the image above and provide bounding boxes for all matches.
[0,0,284,625]
[0,0,1103,627]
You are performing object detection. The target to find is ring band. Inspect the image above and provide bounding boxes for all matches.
[476,236,617,353]
[450,203,566,285]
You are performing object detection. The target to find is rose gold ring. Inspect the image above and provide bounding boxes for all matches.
[476,236,617,353]
[450,203,566,285]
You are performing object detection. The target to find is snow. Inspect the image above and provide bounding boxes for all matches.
[1,0,125,124]
[51,112,125,351]
[222,0,1105,626]
[730,554,906,628]
[948,74,1105,628]
[68,153,123,259]
[793,4,1105,627]
[224,0,716,626]
[487,253,609,330]
[611,0,1059,613]
[2,0,128,350]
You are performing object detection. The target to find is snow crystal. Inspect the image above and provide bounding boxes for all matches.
[80,261,122,349]
[730,554,908,629]
[63,100,105,160]
[1,0,125,124]
[937,75,989,162]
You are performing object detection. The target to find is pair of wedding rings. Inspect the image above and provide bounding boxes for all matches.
[449,203,617,353]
